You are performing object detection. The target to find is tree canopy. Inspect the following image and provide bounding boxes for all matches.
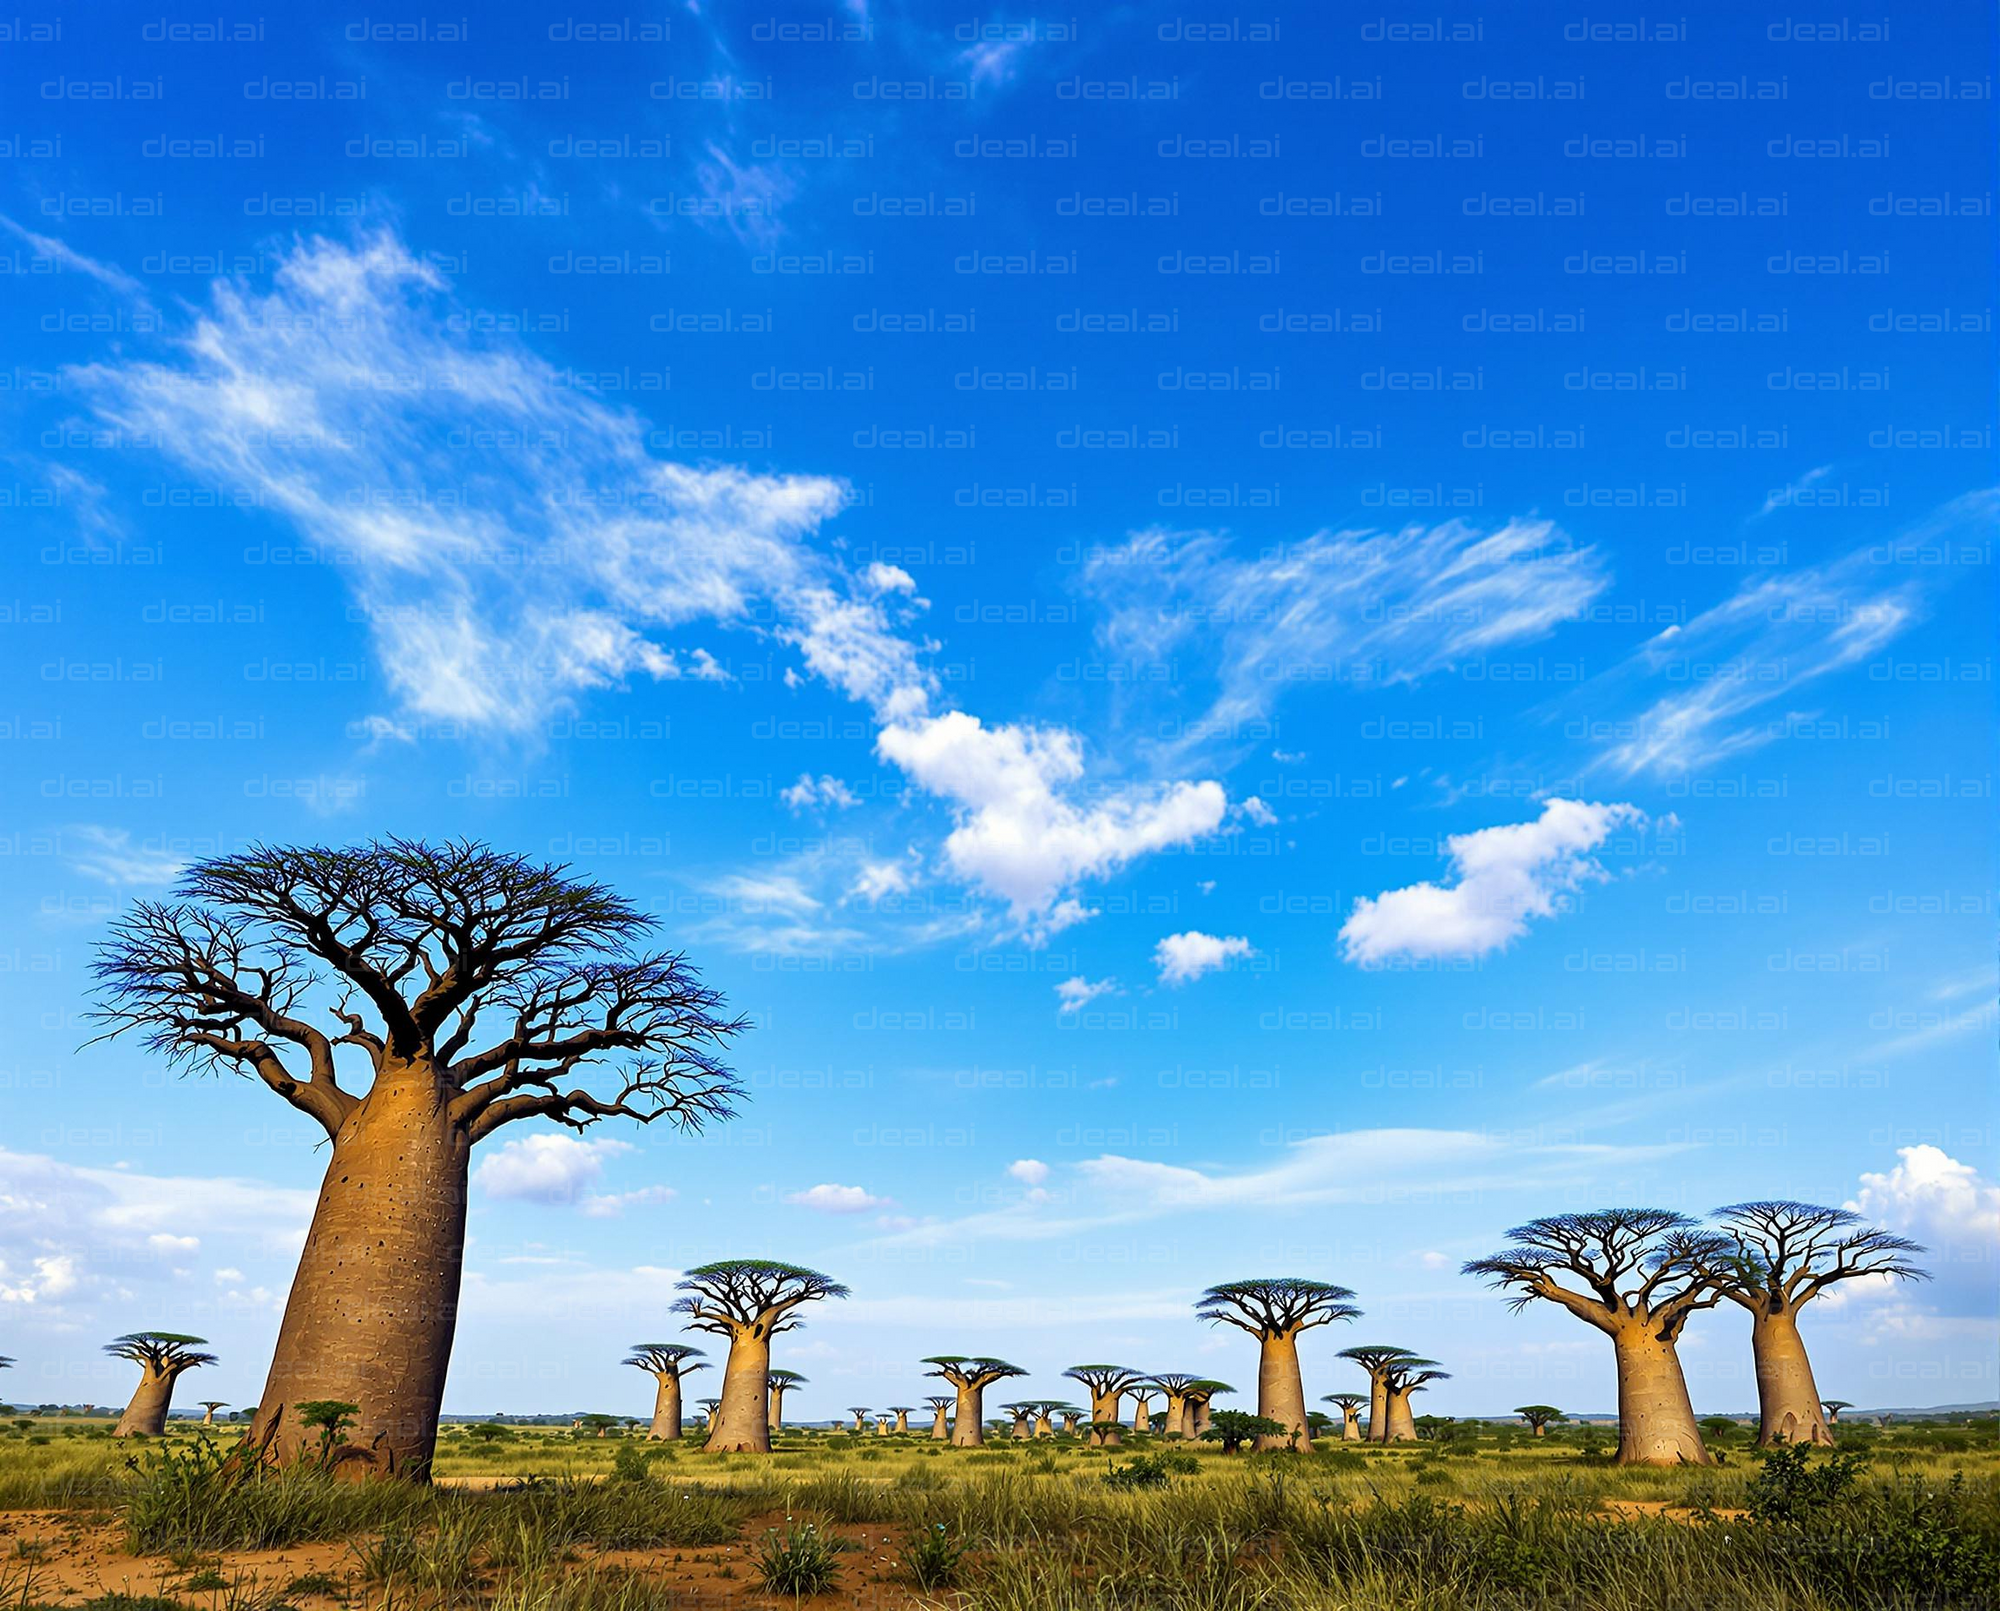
[1196,1278,1361,1337]
[672,1262,848,1335]
[1462,1209,1728,1338]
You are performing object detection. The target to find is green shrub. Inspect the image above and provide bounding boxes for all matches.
[903,1522,969,1589]
[751,1521,841,1595]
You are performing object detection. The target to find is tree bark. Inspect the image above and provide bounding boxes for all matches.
[1256,1334,1310,1451]
[1531,1422,1545,1437]
[893,1408,910,1433]
[768,1386,787,1432]
[1340,1405,1361,1441]
[249,1068,469,1478]
[648,1375,683,1440]
[1611,1322,1713,1466]
[114,1367,178,1437]
[930,1404,951,1439]
[705,1328,771,1453]
[950,1383,985,1446]
[1132,1398,1152,1433]
[1749,1308,1834,1447]
[1383,1387,1419,1443]
[1190,1399,1213,1437]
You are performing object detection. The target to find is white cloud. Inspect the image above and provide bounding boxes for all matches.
[862,562,917,595]
[578,1185,676,1219]
[1850,1145,2000,1252]
[67,825,183,887]
[848,859,913,903]
[1154,930,1255,987]
[1086,519,1608,757]
[786,1183,894,1214]
[781,773,860,814]
[1237,796,1278,827]
[1055,976,1119,1014]
[0,215,145,296]
[1006,1159,1051,1187]
[1756,464,1833,518]
[473,1135,637,1207]
[1338,798,1645,966]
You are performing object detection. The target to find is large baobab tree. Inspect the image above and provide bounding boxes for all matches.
[923,1356,1025,1447]
[90,841,746,1478]
[1146,1374,1200,1438]
[1704,1201,1927,1447]
[766,1369,806,1432]
[1336,1346,1412,1442]
[923,1395,955,1440]
[1379,1357,1448,1442]
[1464,1209,1726,1466]
[624,1344,706,1441]
[107,1334,215,1437]
[672,1262,845,1453]
[1197,1279,1360,1450]
[1063,1365,1142,1446]
[1515,1404,1566,1437]
[1322,1394,1365,1441]
[1183,1380,1231,1438]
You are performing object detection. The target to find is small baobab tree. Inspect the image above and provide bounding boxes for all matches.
[766,1369,806,1432]
[1059,1407,1084,1435]
[1322,1393,1365,1441]
[923,1357,1026,1447]
[697,1398,721,1430]
[1063,1365,1142,1446]
[1703,1201,1927,1447]
[1184,1380,1231,1438]
[1822,1399,1851,1426]
[888,1405,913,1434]
[1336,1346,1413,1442]
[108,1334,215,1437]
[923,1395,954,1440]
[849,1406,870,1432]
[198,1401,228,1427]
[1515,1404,1566,1437]
[1202,1409,1286,1454]
[1379,1357,1448,1442]
[1131,1390,1155,1433]
[1146,1374,1199,1438]
[672,1261,846,1453]
[90,841,747,1477]
[1197,1279,1360,1450]
[1032,1401,1061,1437]
[1001,1402,1035,1440]
[624,1344,706,1440]
[1464,1209,1726,1466]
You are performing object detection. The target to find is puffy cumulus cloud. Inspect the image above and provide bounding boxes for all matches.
[1154,930,1255,987]
[862,562,918,595]
[786,1183,894,1214]
[1850,1145,2000,1264]
[1007,1160,1051,1187]
[1055,976,1119,1014]
[1339,799,1646,966]
[473,1134,639,1208]
[877,711,1226,927]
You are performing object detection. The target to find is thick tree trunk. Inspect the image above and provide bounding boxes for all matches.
[1532,1422,1545,1437]
[648,1375,683,1440]
[201,1405,218,1426]
[114,1367,178,1437]
[1256,1334,1310,1451]
[1161,1394,1188,1437]
[706,1329,771,1453]
[250,1070,469,1478]
[1612,1323,1712,1466]
[1190,1399,1213,1437]
[930,1404,951,1439]
[1010,1414,1030,1440]
[1383,1387,1419,1443]
[1749,1308,1834,1447]
[950,1384,985,1446]
[1062,1412,1082,1435]
[768,1387,787,1432]
[1340,1405,1361,1441]
[894,1408,910,1433]
[1034,1407,1053,1437]
[1132,1398,1151,1433]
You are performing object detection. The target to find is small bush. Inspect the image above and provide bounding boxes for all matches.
[752,1521,841,1596]
[903,1522,969,1590]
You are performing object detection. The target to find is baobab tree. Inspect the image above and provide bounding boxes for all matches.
[1197,1279,1360,1450]
[624,1344,706,1440]
[1336,1346,1413,1442]
[1379,1357,1448,1442]
[672,1261,846,1453]
[766,1369,806,1432]
[1131,1390,1155,1433]
[1063,1366,1143,1446]
[107,1334,215,1437]
[198,1401,228,1427]
[1001,1402,1035,1439]
[1031,1401,1061,1437]
[1515,1404,1566,1437]
[1059,1407,1084,1435]
[923,1395,955,1440]
[1322,1394,1365,1441]
[698,1398,721,1430]
[1146,1374,1199,1438]
[1464,1209,1727,1466]
[923,1357,1025,1447]
[90,841,747,1477]
[1184,1380,1231,1438]
[887,1405,913,1434]
[1704,1201,1927,1447]
[1822,1399,1851,1426]
[849,1407,871,1432]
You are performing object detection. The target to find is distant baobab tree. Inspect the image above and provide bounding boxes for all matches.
[698,1398,721,1429]
[849,1406,871,1432]
[1465,1209,1725,1465]
[107,1334,215,1437]
[1822,1399,1852,1425]
[1002,1401,1035,1439]
[887,1405,913,1434]
[923,1356,1026,1447]
[1146,1374,1200,1438]
[1515,1404,1567,1437]
[1705,1201,1927,1447]
[1336,1346,1412,1442]
[1031,1401,1061,1437]
[624,1344,705,1440]
[198,1401,228,1426]
[1198,1279,1361,1450]
[766,1369,807,1432]
[1183,1380,1231,1438]
[1058,1406,1084,1435]
[1379,1357,1448,1441]
[90,840,746,1478]
[671,1261,846,1453]
[1322,1393,1366,1441]
[1130,1390,1155,1433]
[1063,1365,1143,1446]
[922,1395,955,1440]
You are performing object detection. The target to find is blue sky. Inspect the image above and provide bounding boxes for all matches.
[0,1,1993,1424]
